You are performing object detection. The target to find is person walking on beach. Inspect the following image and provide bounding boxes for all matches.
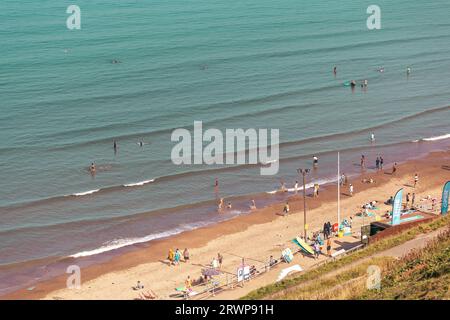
[380,157,384,170]
[349,184,354,196]
[313,184,319,197]
[250,199,257,210]
[370,132,375,142]
[375,157,380,170]
[414,173,419,188]
[360,155,366,169]
[392,162,397,175]
[294,180,299,194]
[283,201,290,216]
[174,249,181,265]
[326,238,332,257]
[411,193,416,209]
[183,248,190,263]
[217,253,223,269]
[168,249,174,266]
[313,242,321,259]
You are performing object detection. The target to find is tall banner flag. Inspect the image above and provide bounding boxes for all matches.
[392,188,403,225]
[441,181,450,215]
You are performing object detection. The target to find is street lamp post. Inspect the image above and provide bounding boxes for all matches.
[297,168,310,239]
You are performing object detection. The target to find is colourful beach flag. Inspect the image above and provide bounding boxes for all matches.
[441,181,450,215]
[392,188,403,225]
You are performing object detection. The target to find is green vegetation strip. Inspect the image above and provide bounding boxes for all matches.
[242,214,450,300]
[355,227,450,300]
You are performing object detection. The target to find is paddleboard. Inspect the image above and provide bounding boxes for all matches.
[292,237,314,255]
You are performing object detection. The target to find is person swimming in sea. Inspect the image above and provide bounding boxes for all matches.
[111,59,121,64]
[89,162,96,174]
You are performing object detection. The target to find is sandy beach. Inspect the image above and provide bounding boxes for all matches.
[3,149,449,300]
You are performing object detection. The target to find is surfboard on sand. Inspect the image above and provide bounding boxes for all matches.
[292,237,314,255]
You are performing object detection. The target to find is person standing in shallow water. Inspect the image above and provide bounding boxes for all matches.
[313,156,318,168]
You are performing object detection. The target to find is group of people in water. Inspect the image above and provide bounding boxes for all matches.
[88,139,148,175]
[334,65,413,91]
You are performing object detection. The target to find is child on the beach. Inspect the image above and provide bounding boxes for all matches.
[283,202,290,215]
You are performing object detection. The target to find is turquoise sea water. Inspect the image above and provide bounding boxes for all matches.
[1,0,450,293]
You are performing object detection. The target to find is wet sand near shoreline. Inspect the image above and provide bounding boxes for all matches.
[2,149,449,300]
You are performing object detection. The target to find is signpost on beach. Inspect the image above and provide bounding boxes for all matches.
[441,181,450,215]
[392,188,403,225]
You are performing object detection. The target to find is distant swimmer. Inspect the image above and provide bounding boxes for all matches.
[113,140,118,151]
[364,79,368,87]
[376,66,384,73]
[350,80,356,88]
[406,66,411,75]
[89,162,96,174]
[111,59,121,64]
[333,66,337,75]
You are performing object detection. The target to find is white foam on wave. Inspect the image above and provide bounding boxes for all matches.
[413,133,450,142]
[123,179,155,187]
[260,159,278,165]
[422,133,450,142]
[71,189,100,197]
[266,177,338,195]
[69,222,212,258]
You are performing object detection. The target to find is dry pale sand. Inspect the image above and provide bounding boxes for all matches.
[4,150,450,300]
